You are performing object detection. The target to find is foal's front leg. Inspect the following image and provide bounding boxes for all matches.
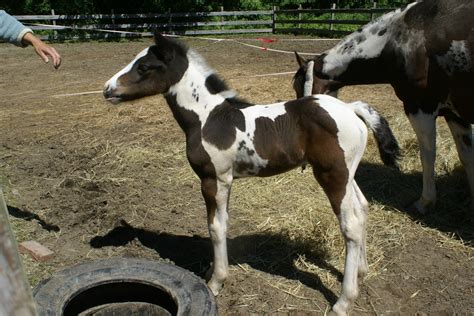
[201,176,232,295]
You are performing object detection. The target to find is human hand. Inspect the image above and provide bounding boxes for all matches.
[22,32,61,69]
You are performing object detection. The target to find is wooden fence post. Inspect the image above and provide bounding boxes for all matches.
[330,3,336,31]
[51,9,57,39]
[168,8,172,34]
[298,4,302,30]
[111,9,115,25]
[272,6,276,34]
[220,6,224,30]
[0,189,37,316]
[371,2,377,20]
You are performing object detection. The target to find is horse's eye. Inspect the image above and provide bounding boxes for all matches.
[137,64,150,75]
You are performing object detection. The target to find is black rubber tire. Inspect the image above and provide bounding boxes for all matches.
[33,258,217,316]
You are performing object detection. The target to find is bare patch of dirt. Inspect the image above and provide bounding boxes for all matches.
[1,36,473,315]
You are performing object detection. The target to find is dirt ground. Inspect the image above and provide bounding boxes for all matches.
[1,36,473,315]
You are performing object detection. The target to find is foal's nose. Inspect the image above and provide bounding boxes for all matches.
[103,86,112,99]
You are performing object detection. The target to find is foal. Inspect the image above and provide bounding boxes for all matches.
[103,33,400,315]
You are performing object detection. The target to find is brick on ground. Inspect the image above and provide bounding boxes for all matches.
[18,240,54,262]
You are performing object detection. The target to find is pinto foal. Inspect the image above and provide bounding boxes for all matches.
[103,34,400,315]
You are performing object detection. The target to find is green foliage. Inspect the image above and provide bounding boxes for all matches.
[1,0,410,14]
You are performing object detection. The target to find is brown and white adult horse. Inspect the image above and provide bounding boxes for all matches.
[103,33,400,315]
[293,0,474,213]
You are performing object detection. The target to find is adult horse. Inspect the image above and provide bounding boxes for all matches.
[103,33,400,315]
[293,0,474,213]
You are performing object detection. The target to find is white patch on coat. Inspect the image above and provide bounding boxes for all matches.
[322,2,419,78]
[168,49,236,125]
[317,95,368,171]
[171,49,288,177]
[304,61,314,96]
[436,40,473,75]
[202,102,287,177]
[105,48,149,90]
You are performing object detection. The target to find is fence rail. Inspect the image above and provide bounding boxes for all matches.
[12,6,397,40]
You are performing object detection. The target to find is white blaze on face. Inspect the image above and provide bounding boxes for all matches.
[304,60,314,96]
[104,47,149,90]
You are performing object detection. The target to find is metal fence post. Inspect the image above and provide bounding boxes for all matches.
[0,189,37,316]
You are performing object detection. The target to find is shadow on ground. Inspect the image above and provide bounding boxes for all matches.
[7,205,60,232]
[90,220,342,306]
[357,162,474,245]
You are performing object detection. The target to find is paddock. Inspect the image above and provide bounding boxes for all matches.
[1,36,473,314]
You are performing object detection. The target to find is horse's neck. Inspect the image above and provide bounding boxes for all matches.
[165,58,234,133]
[321,3,415,85]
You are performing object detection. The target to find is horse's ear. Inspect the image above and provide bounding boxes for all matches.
[295,52,306,67]
[153,32,175,63]
[153,31,168,45]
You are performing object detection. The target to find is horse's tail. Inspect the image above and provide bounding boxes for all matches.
[347,101,401,169]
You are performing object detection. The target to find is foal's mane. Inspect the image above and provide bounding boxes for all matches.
[187,48,253,109]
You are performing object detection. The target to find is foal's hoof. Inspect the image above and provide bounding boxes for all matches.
[327,309,347,316]
[207,278,223,296]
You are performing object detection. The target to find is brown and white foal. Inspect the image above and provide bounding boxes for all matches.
[103,33,400,316]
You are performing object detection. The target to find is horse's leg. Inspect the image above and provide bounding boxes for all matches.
[313,167,364,316]
[407,110,437,213]
[444,115,474,209]
[201,175,232,295]
[352,181,369,277]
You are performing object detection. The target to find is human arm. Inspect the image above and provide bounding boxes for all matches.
[0,10,61,68]
[21,32,61,68]
[0,10,32,46]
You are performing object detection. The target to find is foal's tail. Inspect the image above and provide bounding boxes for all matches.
[348,101,401,169]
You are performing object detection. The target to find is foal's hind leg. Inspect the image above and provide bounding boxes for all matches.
[445,116,474,210]
[201,176,232,295]
[352,181,369,277]
[313,167,365,316]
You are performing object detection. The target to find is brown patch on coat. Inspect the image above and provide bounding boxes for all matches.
[252,98,349,214]
[202,102,246,150]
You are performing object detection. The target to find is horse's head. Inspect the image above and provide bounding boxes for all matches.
[103,32,189,104]
[293,52,341,98]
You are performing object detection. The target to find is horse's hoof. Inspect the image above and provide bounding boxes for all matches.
[406,198,435,215]
[327,309,346,316]
[207,279,223,296]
